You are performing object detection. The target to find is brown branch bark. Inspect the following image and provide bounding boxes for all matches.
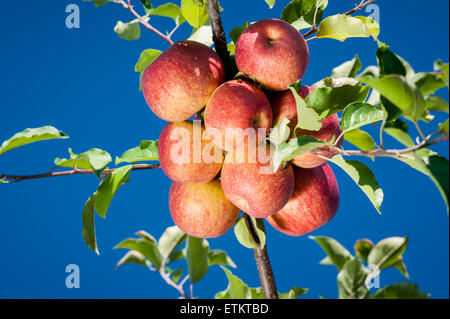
[303,0,378,38]
[0,164,161,184]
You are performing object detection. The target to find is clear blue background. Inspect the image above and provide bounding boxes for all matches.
[0,0,448,299]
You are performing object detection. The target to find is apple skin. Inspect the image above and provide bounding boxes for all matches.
[204,79,273,152]
[265,164,339,236]
[142,40,225,122]
[221,144,295,218]
[235,19,309,91]
[158,121,223,183]
[169,179,240,238]
[270,85,343,168]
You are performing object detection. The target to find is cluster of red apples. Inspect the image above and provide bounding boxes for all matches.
[142,19,341,239]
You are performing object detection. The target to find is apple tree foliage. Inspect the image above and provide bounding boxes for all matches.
[1,0,448,299]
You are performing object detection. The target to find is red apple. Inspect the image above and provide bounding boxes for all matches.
[221,143,295,218]
[158,121,223,183]
[142,40,225,122]
[235,19,309,91]
[204,79,273,152]
[266,164,339,236]
[169,179,240,238]
[270,85,343,168]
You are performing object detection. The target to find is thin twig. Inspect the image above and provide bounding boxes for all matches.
[413,120,428,142]
[334,133,448,157]
[112,0,174,45]
[158,236,189,299]
[303,0,378,38]
[0,164,161,184]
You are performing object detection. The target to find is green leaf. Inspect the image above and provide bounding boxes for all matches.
[116,251,151,269]
[56,148,111,177]
[332,55,362,78]
[316,14,371,42]
[392,258,409,279]
[116,140,159,165]
[279,287,308,299]
[115,236,162,269]
[135,50,163,73]
[167,250,185,264]
[324,155,384,213]
[208,250,237,268]
[94,165,132,218]
[78,149,112,177]
[186,236,209,283]
[376,42,408,77]
[169,268,184,283]
[337,258,369,299]
[181,0,209,29]
[309,236,353,271]
[269,117,291,146]
[157,226,187,260]
[54,148,92,170]
[439,119,449,133]
[398,154,449,214]
[265,0,275,9]
[371,282,430,299]
[0,126,68,156]
[362,75,426,121]
[216,267,250,299]
[368,236,408,271]
[234,216,266,249]
[229,22,249,43]
[82,194,98,254]
[83,0,110,7]
[188,20,213,47]
[273,136,327,172]
[413,72,447,95]
[281,0,328,31]
[434,60,449,85]
[341,102,387,132]
[384,119,415,147]
[289,83,322,131]
[147,3,186,26]
[354,16,379,40]
[227,42,235,55]
[354,239,374,262]
[307,78,370,119]
[114,21,141,41]
[425,95,449,113]
[344,129,376,151]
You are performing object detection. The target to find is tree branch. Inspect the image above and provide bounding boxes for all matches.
[244,214,279,299]
[303,0,378,38]
[112,0,174,45]
[0,164,161,184]
[333,132,448,158]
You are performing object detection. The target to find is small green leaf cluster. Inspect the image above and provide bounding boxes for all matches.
[311,235,429,299]
[115,225,236,295]
[215,266,308,299]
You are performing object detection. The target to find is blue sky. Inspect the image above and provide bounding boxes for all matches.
[0,0,448,299]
